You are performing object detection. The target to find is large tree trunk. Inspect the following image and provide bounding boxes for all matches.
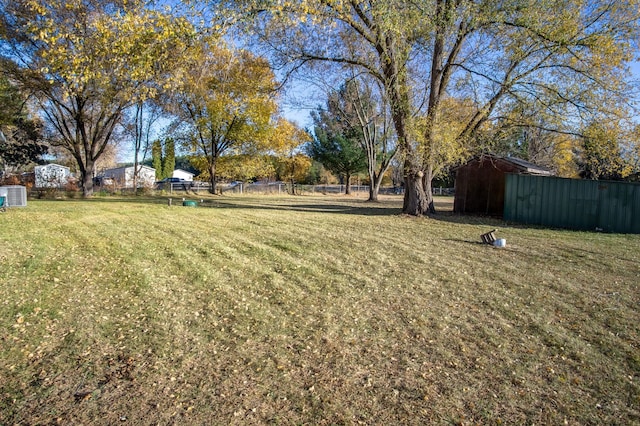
[133,159,139,193]
[81,161,95,198]
[400,164,430,215]
[402,165,429,216]
[368,171,379,202]
[422,164,436,214]
[208,162,217,194]
[368,171,384,202]
[345,172,351,195]
[381,43,430,215]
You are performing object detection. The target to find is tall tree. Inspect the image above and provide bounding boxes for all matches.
[152,139,163,180]
[228,0,640,215]
[309,108,367,195]
[170,44,278,194]
[327,78,397,201]
[578,120,634,180]
[414,96,477,185]
[150,137,176,180]
[269,118,312,194]
[163,138,176,180]
[213,154,275,182]
[0,0,196,196]
[126,101,164,190]
[487,101,582,178]
[0,76,47,171]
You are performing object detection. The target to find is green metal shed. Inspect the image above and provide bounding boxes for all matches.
[504,174,640,233]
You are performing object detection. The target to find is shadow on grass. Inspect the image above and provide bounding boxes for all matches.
[200,199,402,217]
[33,194,519,227]
[198,198,513,225]
[443,238,487,246]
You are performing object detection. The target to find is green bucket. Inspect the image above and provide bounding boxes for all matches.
[182,200,198,207]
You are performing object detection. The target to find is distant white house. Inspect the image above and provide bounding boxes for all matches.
[102,165,156,188]
[172,169,194,181]
[34,164,71,188]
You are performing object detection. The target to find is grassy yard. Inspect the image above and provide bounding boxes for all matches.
[1,194,639,425]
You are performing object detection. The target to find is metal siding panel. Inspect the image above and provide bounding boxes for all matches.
[598,181,620,233]
[504,174,515,220]
[622,183,637,233]
[623,184,634,232]
[519,175,533,223]
[621,183,635,233]
[527,175,540,224]
[530,176,540,223]
[567,179,578,228]
[624,184,636,232]
[528,175,542,224]
[604,181,640,233]
[509,173,524,222]
[578,180,598,230]
[587,180,600,230]
[504,175,639,233]
[534,176,544,223]
[544,177,564,228]
[518,174,530,223]
[557,178,570,228]
[633,185,640,233]
[596,183,608,231]
[540,176,554,225]
[505,173,518,221]
[512,174,523,222]
[605,182,617,232]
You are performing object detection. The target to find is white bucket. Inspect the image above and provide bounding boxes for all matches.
[493,239,506,248]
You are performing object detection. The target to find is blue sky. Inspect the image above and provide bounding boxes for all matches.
[282,60,640,129]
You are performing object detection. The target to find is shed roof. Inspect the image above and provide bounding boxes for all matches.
[501,156,553,175]
[458,154,553,176]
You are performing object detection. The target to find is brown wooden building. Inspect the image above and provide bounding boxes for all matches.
[453,155,552,216]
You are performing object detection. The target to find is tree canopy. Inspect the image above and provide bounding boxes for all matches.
[578,120,636,180]
[170,43,279,193]
[1,0,638,205]
[1,0,197,195]
[226,0,640,214]
[0,76,47,170]
[323,77,397,201]
[309,106,368,195]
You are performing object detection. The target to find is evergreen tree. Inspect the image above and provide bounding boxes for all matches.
[152,139,163,180]
[0,77,47,169]
[163,138,175,179]
[308,107,367,195]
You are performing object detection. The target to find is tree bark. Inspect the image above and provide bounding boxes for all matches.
[133,158,139,193]
[422,164,436,214]
[345,172,351,195]
[81,160,95,198]
[208,162,217,194]
[379,36,430,215]
[402,165,429,216]
[368,171,379,202]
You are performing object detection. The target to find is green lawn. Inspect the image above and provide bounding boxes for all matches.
[1,194,639,425]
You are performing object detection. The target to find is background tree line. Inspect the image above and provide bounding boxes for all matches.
[1,0,639,207]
